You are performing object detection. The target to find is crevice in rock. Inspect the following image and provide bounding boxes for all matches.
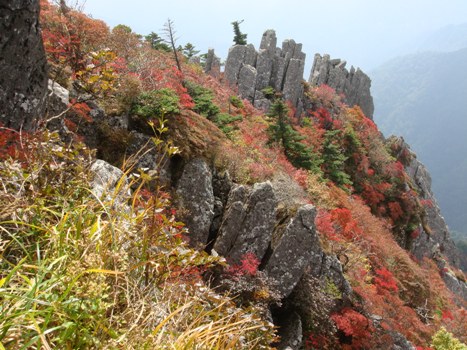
[169,154,185,188]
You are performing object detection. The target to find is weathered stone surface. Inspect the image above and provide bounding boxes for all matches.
[176,158,215,248]
[255,49,275,91]
[389,331,416,350]
[224,45,247,86]
[48,80,69,107]
[260,29,277,52]
[252,90,271,111]
[309,253,352,297]
[223,30,306,113]
[264,205,318,298]
[208,169,233,248]
[309,53,374,119]
[441,271,467,300]
[45,80,69,128]
[244,44,257,67]
[204,49,221,78]
[0,0,48,130]
[213,182,277,263]
[282,58,305,106]
[272,55,287,90]
[90,159,129,205]
[238,65,257,102]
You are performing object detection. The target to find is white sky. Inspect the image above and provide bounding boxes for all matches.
[81,0,467,74]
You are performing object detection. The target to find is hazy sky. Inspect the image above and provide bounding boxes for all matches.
[82,0,467,73]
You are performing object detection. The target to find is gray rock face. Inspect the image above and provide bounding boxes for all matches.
[309,54,374,119]
[224,45,249,86]
[90,159,130,206]
[0,0,48,130]
[398,138,461,268]
[176,159,215,248]
[309,253,352,298]
[213,182,277,264]
[238,65,257,101]
[223,30,306,111]
[390,137,466,298]
[264,205,319,298]
[204,49,221,78]
[282,58,305,106]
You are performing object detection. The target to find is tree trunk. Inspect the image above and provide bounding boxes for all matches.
[0,0,48,131]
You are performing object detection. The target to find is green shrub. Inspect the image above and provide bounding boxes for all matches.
[184,80,220,119]
[212,113,243,138]
[261,86,276,100]
[131,88,180,119]
[229,95,244,108]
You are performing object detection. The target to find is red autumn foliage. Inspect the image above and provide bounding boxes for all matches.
[40,0,109,74]
[331,308,373,349]
[420,198,434,208]
[70,100,92,122]
[374,267,399,294]
[388,201,404,222]
[227,252,260,277]
[316,209,340,241]
[441,309,454,321]
[305,333,331,349]
[331,208,363,239]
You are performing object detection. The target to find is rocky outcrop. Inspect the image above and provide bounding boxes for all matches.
[204,49,221,78]
[395,138,461,268]
[213,182,277,264]
[389,137,466,298]
[175,158,215,248]
[0,0,48,130]
[224,30,305,112]
[264,205,318,298]
[309,54,374,119]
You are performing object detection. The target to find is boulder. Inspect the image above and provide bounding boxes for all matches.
[0,0,48,130]
[90,159,130,206]
[264,204,319,298]
[213,182,277,263]
[175,158,215,248]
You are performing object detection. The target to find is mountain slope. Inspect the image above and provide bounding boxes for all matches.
[372,48,467,235]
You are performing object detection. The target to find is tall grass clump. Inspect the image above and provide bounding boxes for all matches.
[0,121,275,349]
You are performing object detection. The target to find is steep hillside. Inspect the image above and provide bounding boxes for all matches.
[371,48,467,237]
[0,1,466,349]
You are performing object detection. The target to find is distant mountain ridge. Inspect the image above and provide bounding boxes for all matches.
[371,46,467,236]
[416,22,467,53]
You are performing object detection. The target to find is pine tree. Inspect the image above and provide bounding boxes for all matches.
[322,129,352,188]
[267,100,322,172]
[231,20,247,45]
